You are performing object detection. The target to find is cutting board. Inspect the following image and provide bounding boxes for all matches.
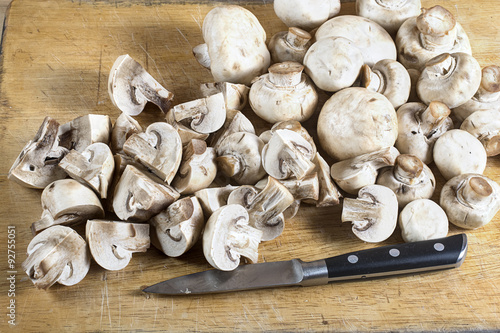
[1,0,500,331]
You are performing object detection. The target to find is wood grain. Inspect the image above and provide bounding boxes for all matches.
[0,0,499,331]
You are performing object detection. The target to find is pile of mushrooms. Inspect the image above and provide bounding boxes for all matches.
[11,2,500,289]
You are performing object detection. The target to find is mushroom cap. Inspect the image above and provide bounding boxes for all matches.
[317,87,398,161]
[315,15,396,66]
[86,220,150,271]
[304,37,364,92]
[398,199,448,243]
[460,109,500,156]
[209,109,255,149]
[110,113,142,154]
[417,53,482,109]
[273,0,341,31]
[268,120,317,156]
[58,114,112,152]
[433,129,487,180]
[171,93,226,134]
[268,28,312,64]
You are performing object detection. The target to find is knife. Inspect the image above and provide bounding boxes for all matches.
[143,233,468,295]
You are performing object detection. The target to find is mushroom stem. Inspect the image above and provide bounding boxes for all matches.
[393,154,424,185]
[425,53,456,77]
[283,153,316,181]
[457,176,494,208]
[31,211,56,235]
[134,75,175,113]
[285,27,311,49]
[227,221,261,264]
[192,43,211,69]
[475,65,500,102]
[417,6,457,52]
[268,62,304,87]
[341,198,379,229]
[361,65,386,94]
[216,155,242,177]
[418,101,451,134]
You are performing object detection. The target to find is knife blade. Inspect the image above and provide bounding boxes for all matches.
[143,233,467,295]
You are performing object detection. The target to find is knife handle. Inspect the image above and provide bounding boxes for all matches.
[323,234,467,282]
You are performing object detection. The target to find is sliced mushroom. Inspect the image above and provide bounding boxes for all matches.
[273,0,341,31]
[59,143,115,198]
[110,113,142,154]
[108,54,174,115]
[203,204,263,271]
[31,179,104,234]
[341,184,398,243]
[209,109,255,149]
[164,111,209,146]
[21,225,90,289]
[440,174,500,229]
[396,101,453,164]
[330,147,400,195]
[461,109,500,156]
[112,164,180,222]
[268,27,312,64]
[150,196,204,257]
[58,114,112,152]
[376,154,435,208]
[8,117,68,189]
[227,185,259,207]
[433,129,487,180]
[200,82,250,111]
[194,185,236,216]
[399,199,448,243]
[308,153,341,207]
[254,173,319,202]
[216,132,266,185]
[172,139,217,195]
[123,122,182,184]
[417,53,482,109]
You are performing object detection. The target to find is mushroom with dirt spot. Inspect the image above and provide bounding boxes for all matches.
[398,199,448,243]
[273,0,341,31]
[460,109,500,156]
[268,27,312,64]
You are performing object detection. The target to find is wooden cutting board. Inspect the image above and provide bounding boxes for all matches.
[1,0,499,331]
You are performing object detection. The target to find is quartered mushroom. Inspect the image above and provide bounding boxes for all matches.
[58,114,112,152]
[164,111,209,146]
[86,220,150,271]
[108,54,174,115]
[209,109,255,149]
[255,172,319,202]
[268,27,312,64]
[123,122,182,184]
[307,153,341,207]
[440,174,500,229]
[273,0,341,31]
[172,139,217,195]
[250,61,318,123]
[376,154,436,208]
[396,101,453,164]
[341,184,398,243]
[8,117,68,189]
[200,82,250,111]
[31,179,104,234]
[203,204,263,271]
[112,164,180,222]
[194,185,236,216]
[59,142,115,198]
[330,146,400,195]
[22,225,90,289]
[461,109,500,156]
[399,199,448,243]
[110,113,142,154]
[259,120,317,156]
[150,196,204,257]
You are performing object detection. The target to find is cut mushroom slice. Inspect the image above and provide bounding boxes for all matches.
[209,109,255,149]
[330,147,400,195]
[165,111,209,146]
[108,54,174,115]
[110,113,142,154]
[399,199,448,243]
[200,82,250,111]
[31,179,104,234]
[440,174,500,229]
[461,109,500,156]
[342,185,398,243]
[86,220,150,271]
[150,197,204,257]
[59,143,115,198]
[255,173,319,202]
[112,165,180,222]
[123,122,182,184]
[22,225,90,289]
[194,185,237,216]
[268,27,312,64]
[8,117,68,189]
[58,114,112,152]
[309,153,341,207]
[172,139,217,195]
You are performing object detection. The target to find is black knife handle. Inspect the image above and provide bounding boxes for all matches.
[324,234,468,281]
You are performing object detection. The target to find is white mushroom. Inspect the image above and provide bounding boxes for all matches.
[110,113,142,154]
[203,204,263,271]
[308,153,341,207]
[31,179,104,234]
[209,109,255,149]
[193,5,271,86]
[261,120,317,156]
[150,196,204,257]
[398,199,448,243]
[194,185,236,216]
[255,172,319,202]
[440,174,500,229]
[433,129,487,180]
[108,54,174,115]
[460,109,500,156]
[58,114,112,152]
[268,27,312,64]
[250,61,318,122]
[86,220,150,271]
[123,122,182,184]
[21,225,90,289]
[200,82,250,111]
[273,0,341,31]
[341,184,398,243]
[164,111,209,146]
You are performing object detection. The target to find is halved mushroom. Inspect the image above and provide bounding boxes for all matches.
[108,54,174,115]
[8,117,68,189]
[341,184,398,243]
[164,111,209,146]
[58,114,112,152]
[110,113,142,154]
[273,0,341,31]
[200,82,250,111]
[417,53,482,109]
[399,199,448,243]
[376,154,435,208]
[22,225,90,289]
[262,129,316,180]
[440,174,500,229]
[433,129,487,180]
[203,204,263,271]
[268,27,312,64]
[86,220,150,271]
[396,101,453,164]
[461,109,500,156]
[209,109,255,149]
[112,165,180,222]
[123,122,182,184]
[59,143,115,198]
[194,185,236,216]
[216,132,266,185]
[150,196,204,257]
[31,179,104,234]
[330,147,400,195]
[172,139,217,195]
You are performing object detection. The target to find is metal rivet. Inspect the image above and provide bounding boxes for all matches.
[347,255,358,264]
[389,248,400,257]
[434,243,445,251]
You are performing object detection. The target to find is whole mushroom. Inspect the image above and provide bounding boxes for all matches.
[273,0,341,31]
[460,109,500,156]
[268,27,312,64]
[398,199,448,242]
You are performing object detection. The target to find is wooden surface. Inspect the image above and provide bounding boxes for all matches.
[1,0,500,331]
